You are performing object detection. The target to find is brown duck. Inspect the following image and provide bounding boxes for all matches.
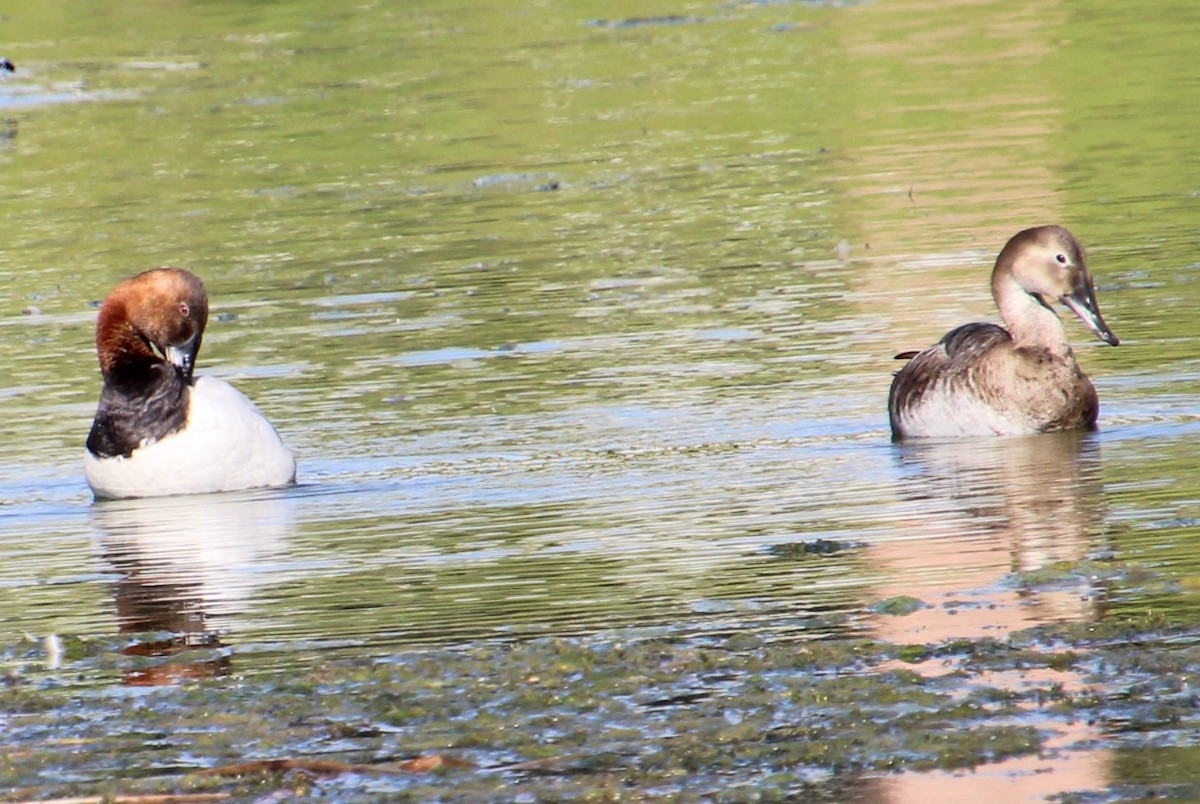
[889,225,1119,439]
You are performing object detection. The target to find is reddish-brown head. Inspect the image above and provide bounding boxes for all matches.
[95,268,210,379]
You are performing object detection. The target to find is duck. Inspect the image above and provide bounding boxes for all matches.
[888,225,1119,440]
[84,268,296,499]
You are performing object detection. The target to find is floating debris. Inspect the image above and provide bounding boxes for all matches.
[766,538,866,558]
[588,16,704,29]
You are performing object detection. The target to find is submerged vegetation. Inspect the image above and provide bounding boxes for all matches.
[4,586,1200,800]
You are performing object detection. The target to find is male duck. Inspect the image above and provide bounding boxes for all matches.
[888,225,1119,439]
[84,268,296,498]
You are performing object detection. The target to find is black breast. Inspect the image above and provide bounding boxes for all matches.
[86,360,190,459]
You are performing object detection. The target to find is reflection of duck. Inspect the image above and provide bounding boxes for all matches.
[897,433,1103,563]
[889,226,1119,439]
[84,268,295,499]
[870,433,1111,801]
[875,432,1107,643]
[92,491,293,685]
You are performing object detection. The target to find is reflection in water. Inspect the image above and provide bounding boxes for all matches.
[897,431,1106,551]
[870,433,1112,801]
[871,725,1111,804]
[91,491,294,685]
[875,432,1107,642]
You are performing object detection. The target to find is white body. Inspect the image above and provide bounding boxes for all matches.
[891,383,1041,438]
[85,376,296,500]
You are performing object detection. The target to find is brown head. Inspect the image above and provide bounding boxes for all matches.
[992,225,1119,346]
[95,268,210,379]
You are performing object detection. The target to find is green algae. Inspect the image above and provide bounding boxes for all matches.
[6,552,1200,800]
[3,617,1198,801]
[869,595,928,616]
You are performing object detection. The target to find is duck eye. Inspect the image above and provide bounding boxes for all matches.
[1055,253,1068,265]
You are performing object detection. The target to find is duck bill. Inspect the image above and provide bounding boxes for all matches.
[1062,280,1119,346]
[165,332,202,381]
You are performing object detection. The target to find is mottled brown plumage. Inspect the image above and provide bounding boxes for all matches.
[889,226,1118,439]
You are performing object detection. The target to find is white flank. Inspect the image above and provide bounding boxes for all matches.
[85,376,296,499]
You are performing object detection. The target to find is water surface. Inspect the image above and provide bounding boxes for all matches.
[1,0,1199,798]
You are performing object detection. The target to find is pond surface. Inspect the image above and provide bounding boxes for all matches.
[1,0,1199,799]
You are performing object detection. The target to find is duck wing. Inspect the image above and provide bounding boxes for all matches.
[889,323,1012,437]
[937,322,1011,364]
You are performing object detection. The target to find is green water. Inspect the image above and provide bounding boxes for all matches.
[1,0,1199,798]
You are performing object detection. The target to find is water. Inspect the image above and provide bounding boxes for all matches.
[1,0,1199,797]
